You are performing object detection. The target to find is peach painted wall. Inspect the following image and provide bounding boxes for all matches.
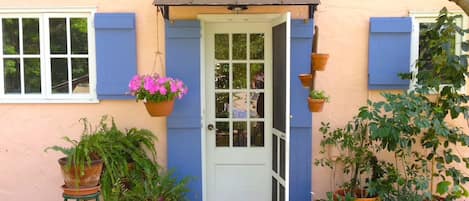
[313,0,467,200]
[0,1,167,201]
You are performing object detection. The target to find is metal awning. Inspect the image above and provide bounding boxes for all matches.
[153,0,320,19]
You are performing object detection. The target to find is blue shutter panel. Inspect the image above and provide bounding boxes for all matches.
[369,17,412,90]
[94,13,136,99]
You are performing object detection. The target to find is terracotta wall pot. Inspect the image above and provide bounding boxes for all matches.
[144,99,175,117]
[311,53,329,71]
[308,97,325,112]
[298,74,314,88]
[59,157,103,188]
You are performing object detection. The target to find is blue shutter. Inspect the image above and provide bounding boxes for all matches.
[165,20,202,201]
[94,13,136,99]
[368,17,412,90]
[290,20,313,201]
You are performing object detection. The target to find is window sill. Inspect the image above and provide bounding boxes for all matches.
[0,98,100,104]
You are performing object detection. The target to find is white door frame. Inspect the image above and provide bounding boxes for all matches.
[198,13,290,201]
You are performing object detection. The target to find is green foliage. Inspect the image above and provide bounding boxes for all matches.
[45,116,189,201]
[309,90,330,101]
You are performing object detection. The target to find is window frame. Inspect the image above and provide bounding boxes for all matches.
[0,8,97,103]
[409,11,468,94]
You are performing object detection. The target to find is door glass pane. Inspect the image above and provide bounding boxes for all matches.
[272,177,278,201]
[216,122,229,147]
[232,34,246,60]
[250,33,264,60]
[24,58,41,93]
[49,18,67,54]
[22,18,40,55]
[70,18,88,55]
[216,93,229,118]
[233,63,247,89]
[215,34,229,60]
[279,185,285,201]
[3,18,19,55]
[233,92,247,118]
[72,58,89,94]
[273,134,278,173]
[215,63,229,89]
[280,138,286,179]
[250,63,264,89]
[233,121,247,147]
[251,122,264,147]
[4,58,20,93]
[250,92,264,118]
[51,58,69,93]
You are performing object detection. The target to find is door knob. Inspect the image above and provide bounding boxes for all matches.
[207,124,215,131]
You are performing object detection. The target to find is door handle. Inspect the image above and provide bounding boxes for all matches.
[207,124,215,131]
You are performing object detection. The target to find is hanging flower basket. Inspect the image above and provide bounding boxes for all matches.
[129,74,188,117]
[144,99,175,117]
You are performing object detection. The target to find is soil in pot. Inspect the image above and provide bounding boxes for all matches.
[144,99,175,117]
[59,157,103,188]
[311,53,330,71]
[298,74,314,88]
[308,97,325,112]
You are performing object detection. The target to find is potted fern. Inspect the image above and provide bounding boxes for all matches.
[308,89,329,112]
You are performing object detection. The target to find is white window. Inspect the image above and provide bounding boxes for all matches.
[409,11,468,93]
[0,9,96,103]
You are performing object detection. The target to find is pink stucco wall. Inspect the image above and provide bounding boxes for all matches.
[0,1,167,200]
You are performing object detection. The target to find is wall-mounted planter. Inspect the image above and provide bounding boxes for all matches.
[311,53,329,71]
[308,98,325,112]
[298,74,314,88]
[144,99,175,117]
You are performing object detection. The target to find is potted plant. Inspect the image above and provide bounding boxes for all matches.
[308,90,329,112]
[314,118,380,201]
[298,73,314,88]
[129,74,188,117]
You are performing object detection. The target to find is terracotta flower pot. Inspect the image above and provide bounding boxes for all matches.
[308,97,325,112]
[311,53,330,71]
[144,99,175,117]
[334,189,379,201]
[298,74,314,88]
[62,184,100,196]
[59,157,103,188]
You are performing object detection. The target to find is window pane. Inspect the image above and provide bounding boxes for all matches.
[215,34,229,60]
[70,18,88,54]
[280,138,285,179]
[251,122,264,147]
[4,59,20,93]
[233,92,247,118]
[51,58,69,93]
[72,58,89,94]
[250,92,264,118]
[24,58,41,93]
[232,34,246,60]
[250,63,264,89]
[272,177,278,201]
[216,122,229,147]
[49,18,67,54]
[233,121,247,147]
[3,18,19,55]
[215,63,229,89]
[233,63,247,89]
[216,93,229,118]
[250,33,264,60]
[272,134,278,173]
[22,18,40,54]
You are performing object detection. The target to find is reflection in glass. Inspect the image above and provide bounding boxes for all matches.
[3,18,19,55]
[233,63,246,89]
[216,122,229,147]
[233,121,247,147]
[250,33,264,60]
[233,92,247,118]
[251,122,264,147]
[215,34,229,60]
[4,59,20,93]
[51,58,69,93]
[232,34,247,60]
[215,63,229,89]
[49,18,67,54]
[72,58,89,93]
[22,18,40,55]
[71,18,88,54]
[216,93,229,118]
[250,63,264,89]
[24,58,41,93]
[250,92,264,118]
